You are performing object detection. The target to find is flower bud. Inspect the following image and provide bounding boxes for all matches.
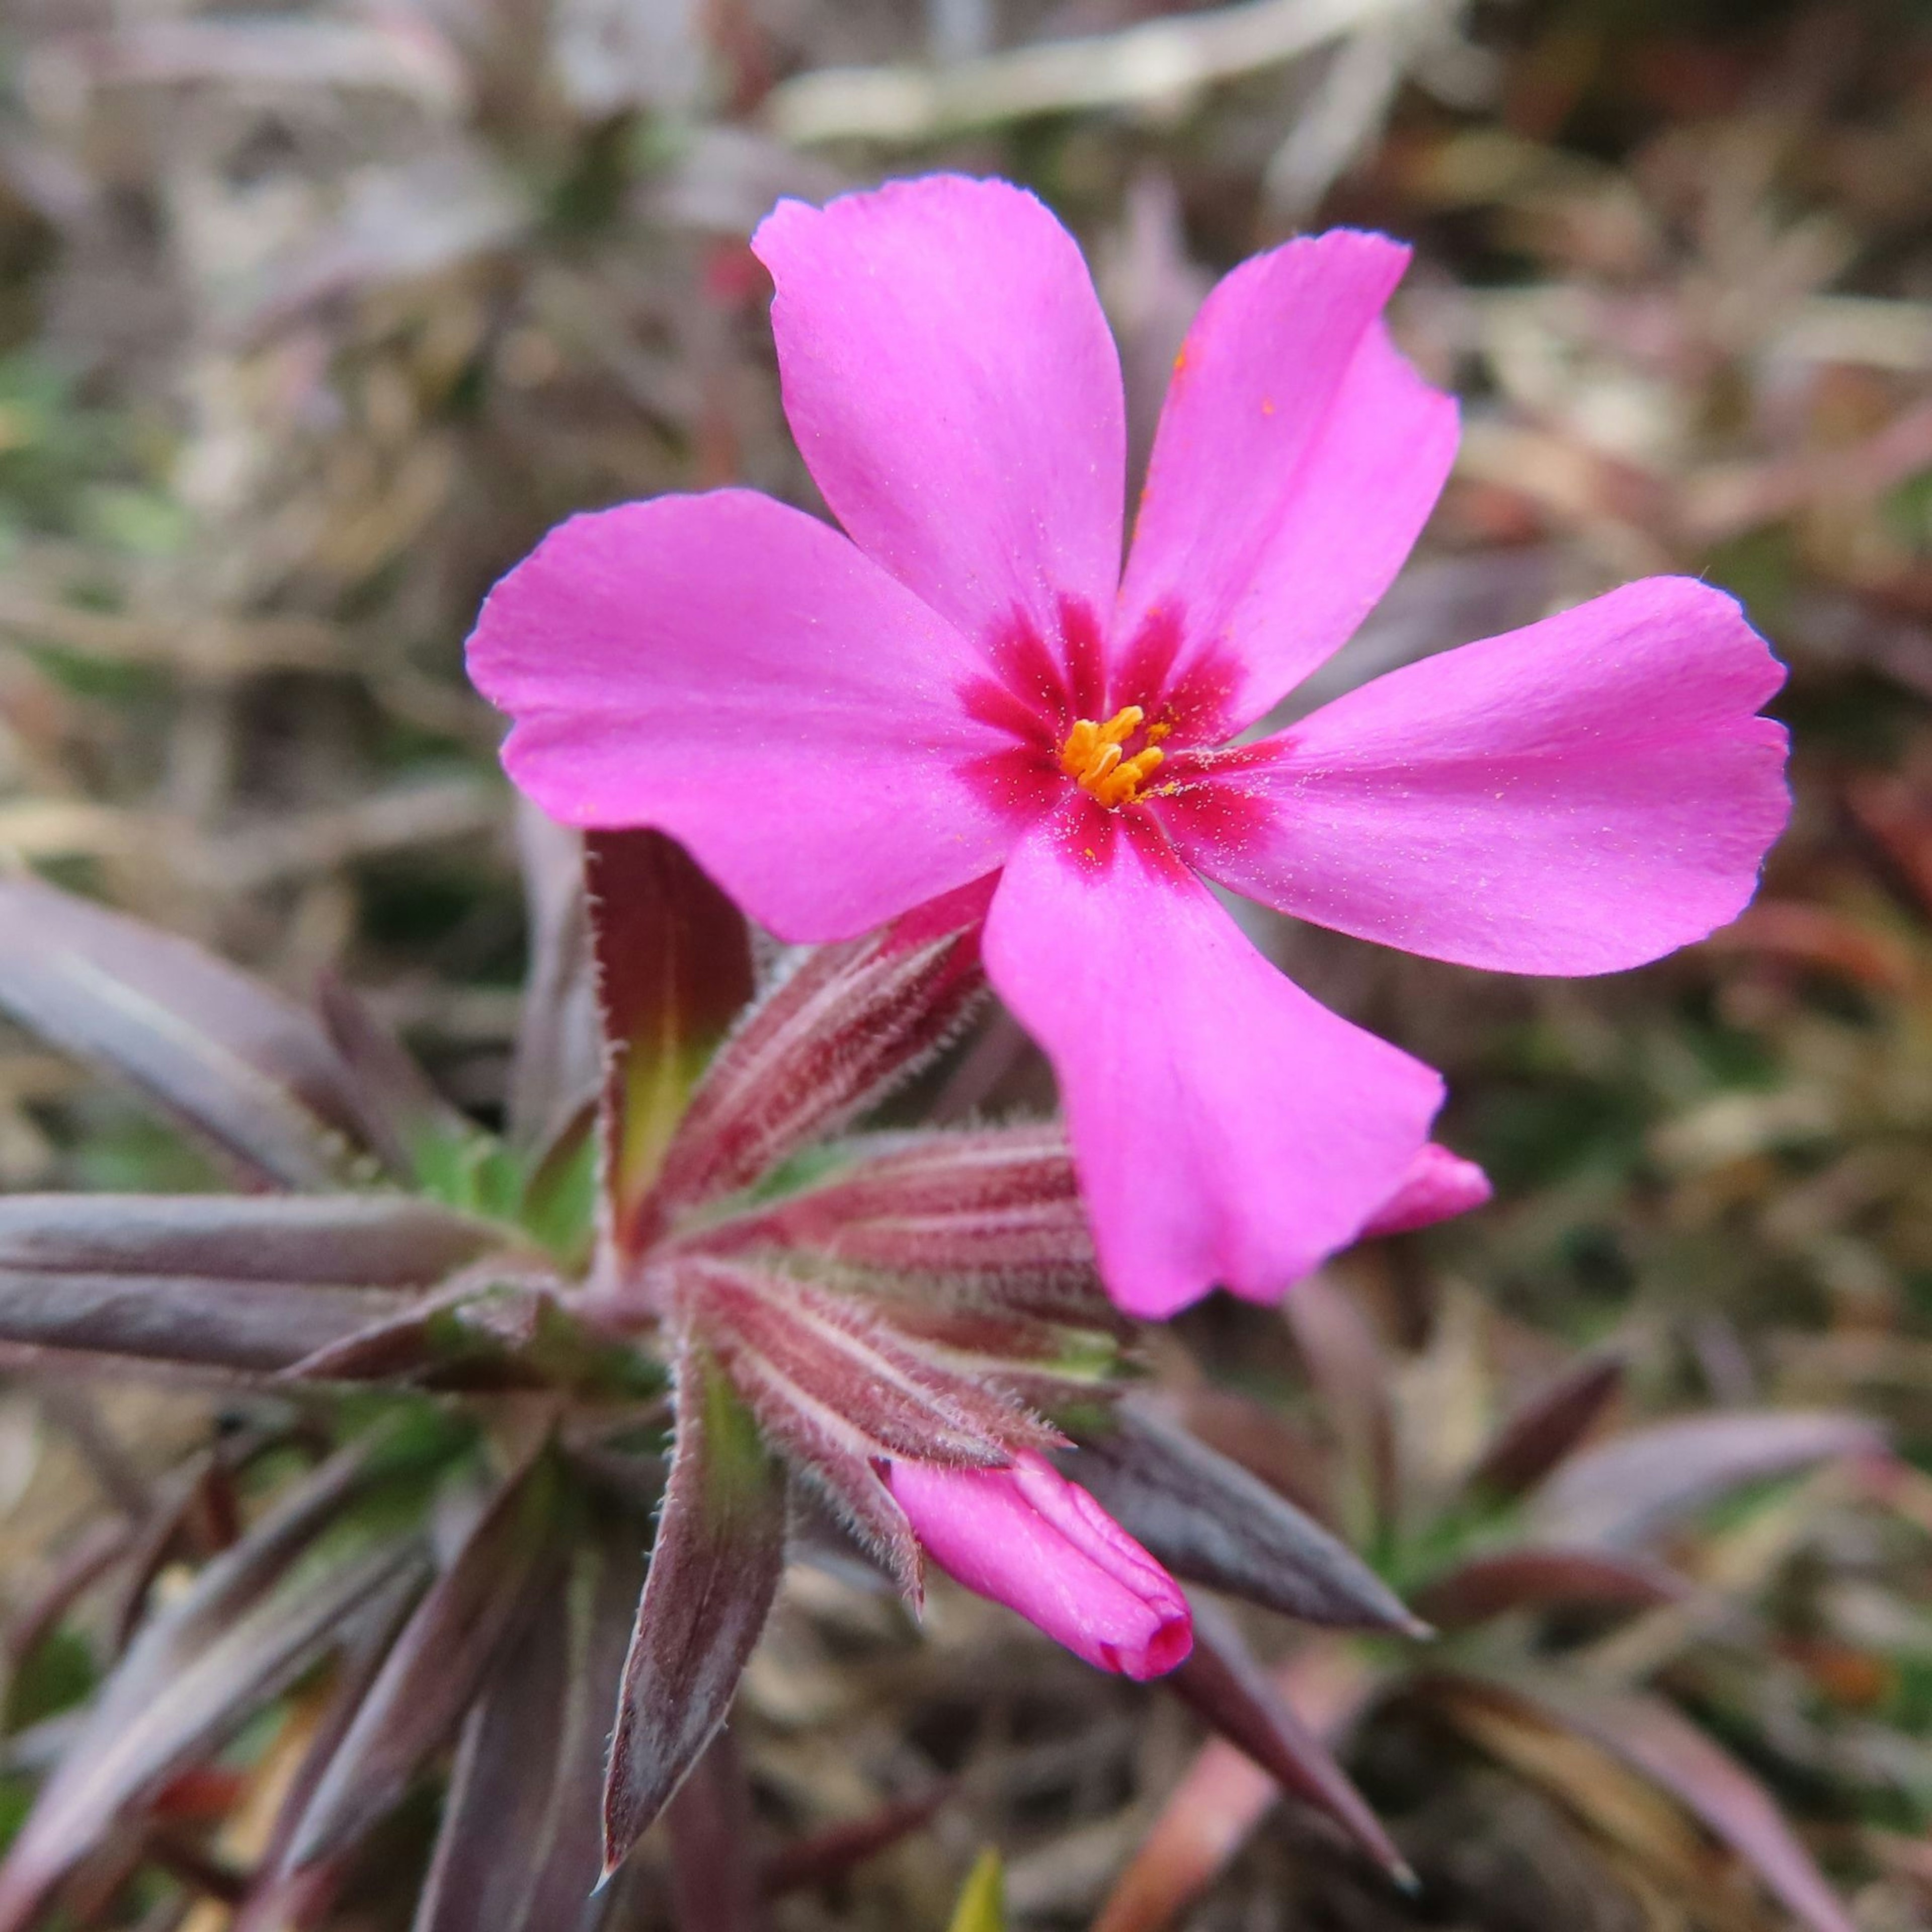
[886,1450,1191,1679]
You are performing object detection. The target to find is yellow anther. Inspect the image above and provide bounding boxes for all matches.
[1091,746,1166,809]
[1058,717,1100,777]
[1058,707,1165,810]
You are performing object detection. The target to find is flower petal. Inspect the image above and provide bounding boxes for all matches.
[753,175,1125,657]
[1165,578,1791,976]
[983,811,1444,1318]
[1113,232,1457,739]
[466,491,1022,943]
[1361,1144,1492,1238]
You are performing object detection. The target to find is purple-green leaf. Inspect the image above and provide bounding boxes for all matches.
[1451,1671,1858,1932]
[680,1258,1057,1469]
[1168,1596,1409,1883]
[586,830,756,1260]
[413,1503,647,1932]
[0,1534,428,1932]
[1531,1410,1885,1547]
[716,1125,1110,1320]
[229,1567,429,1932]
[602,1338,786,1879]
[283,1431,567,1870]
[0,1193,507,1373]
[1464,1350,1624,1503]
[0,875,368,1189]
[667,1731,769,1932]
[643,917,984,1235]
[1412,1548,1688,1629]
[1067,1401,1424,1634]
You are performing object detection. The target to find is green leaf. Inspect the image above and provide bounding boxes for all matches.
[946,1849,1005,1932]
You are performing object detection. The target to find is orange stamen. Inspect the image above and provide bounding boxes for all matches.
[1058,706,1165,809]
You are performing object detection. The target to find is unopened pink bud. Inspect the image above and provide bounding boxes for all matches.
[886,1449,1192,1679]
[1361,1143,1491,1238]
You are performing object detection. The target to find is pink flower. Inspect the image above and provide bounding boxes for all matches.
[467,174,1789,1319]
[884,1451,1192,1679]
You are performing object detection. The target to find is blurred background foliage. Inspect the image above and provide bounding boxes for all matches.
[0,0,1928,1926]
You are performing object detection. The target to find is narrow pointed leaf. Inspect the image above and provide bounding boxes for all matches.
[1531,1410,1885,1547]
[787,1457,925,1605]
[0,1537,427,1931]
[0,1194,506,1373]
[667,1731,768,1932]
[645,916,984,1231]
[681,1258,1057,1468]
[127,1430,412,1669]
[851,1301,1126,1403]
[0,875,367,1188]
[1464,1350,1624,1502]
[230,1568,428,1932]
[762,1787,950,1897]
[717,1126,1111,1320]
[1092,1640,1384,1932]
[1066,1401,1423,1633]
[1412,1548,1688,1629]
[1168,1597,1407,1880]
[587,830,755,1259]
[414,1504,648,1932]
[946,1851,1006,1932]
[284,1434,567,1870]
[1442,1671,1857,1932]
[602,1340,786,1876]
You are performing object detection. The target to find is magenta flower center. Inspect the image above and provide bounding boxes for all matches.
[1058,704,1170,809]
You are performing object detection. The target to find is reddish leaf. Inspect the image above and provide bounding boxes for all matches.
[1412,1547,1688,1629]
[413,1504,648,1932]
[602,1339,787,1878]
[1167,1597,1408,1880]
[847,1300,1125,1406]
[0,1194,506,1373]
[1532,1410,1885,1547]
[1069,1401,1423,1633]
[762,1787,950,1898]
[1464,1350,1625,1503]
[680,1258,1057,1469]
[133,1432,408,1663]
[0,875,366,1189]
[1091,1639,1385,1932]
[716,1125,1110,1320]
[667,1730,769,1932]
[1447,1672,1858,1932]
[587,830,755,1260]
[284,1432,568,1869]
[0,1536,428,1931]
[643,917,984,1234]
[785,1438,925,1605]
[229,1568,430,1932]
